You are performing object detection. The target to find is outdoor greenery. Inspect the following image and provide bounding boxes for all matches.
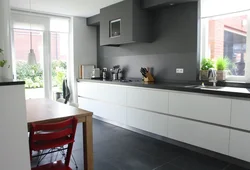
[16,60,66,89]
[201,58,214,70]
[216,57,229,71]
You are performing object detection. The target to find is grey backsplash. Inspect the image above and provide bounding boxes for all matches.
[97,2,198,81]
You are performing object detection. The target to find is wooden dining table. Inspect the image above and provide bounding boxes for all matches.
[26,98,94,170]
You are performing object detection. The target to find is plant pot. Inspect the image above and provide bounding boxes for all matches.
[216,70,227,81]
[200,70,209,80]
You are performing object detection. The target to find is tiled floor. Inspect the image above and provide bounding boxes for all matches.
[31,119,249,170]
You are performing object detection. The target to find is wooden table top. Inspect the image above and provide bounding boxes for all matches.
[26,98,92,124]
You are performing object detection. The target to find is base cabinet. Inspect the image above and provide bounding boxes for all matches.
[229,130,250,162]
[78,97,126,125]
[231,99,250,131]
[169,92,231,126]
[127,108,168,137]
[168,117,230,155]
[77,82,250,163]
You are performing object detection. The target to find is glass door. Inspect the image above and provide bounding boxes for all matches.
[12,14,70,100]
[50,32,68,93]
[13,29,45,99]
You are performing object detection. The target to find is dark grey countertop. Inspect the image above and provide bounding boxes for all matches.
[78,79,250,99]
[0,78,25,86]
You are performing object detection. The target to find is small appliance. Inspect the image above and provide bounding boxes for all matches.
[92,68,101,78]
[79,65,94,79]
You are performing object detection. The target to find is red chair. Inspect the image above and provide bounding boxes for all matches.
[29,117,78,170]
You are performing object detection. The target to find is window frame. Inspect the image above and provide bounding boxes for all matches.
[200,11,250,83]
[11,11,70,98]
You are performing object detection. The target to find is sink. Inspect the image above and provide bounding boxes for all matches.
[185,85,223,90]
[185,85,250,93]
[197,86,224,90]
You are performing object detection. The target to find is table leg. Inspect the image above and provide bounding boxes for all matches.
[83,115,94,170]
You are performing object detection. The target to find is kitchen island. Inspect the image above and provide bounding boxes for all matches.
[0,79,31,170]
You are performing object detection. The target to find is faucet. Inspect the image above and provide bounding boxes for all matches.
[208,68,217,87]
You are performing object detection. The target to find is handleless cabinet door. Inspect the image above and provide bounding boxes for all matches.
[231,99,250,130]
[77,82,97,99]
[127,87,169,114]
[229,130,250,162]
[127,108,168,137]
[169,92,231,126]
[97,84,126,105]
[168,117,230,155]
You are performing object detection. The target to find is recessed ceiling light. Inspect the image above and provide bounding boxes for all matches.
[169,3,175,6]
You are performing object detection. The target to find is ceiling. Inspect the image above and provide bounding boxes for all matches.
[10,0,123,17]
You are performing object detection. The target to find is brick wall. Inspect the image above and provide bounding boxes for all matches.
[208,15,247,59]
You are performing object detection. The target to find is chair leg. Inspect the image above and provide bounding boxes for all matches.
[60,147,78,169]
[71,154,78,169]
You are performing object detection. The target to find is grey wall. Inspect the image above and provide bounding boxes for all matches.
[97,2,198,81]
[70,17,97,103]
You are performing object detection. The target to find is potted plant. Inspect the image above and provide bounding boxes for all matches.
[216,57,229,81]
[200,58,214,80]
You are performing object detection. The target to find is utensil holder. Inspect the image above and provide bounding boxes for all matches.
[144,72,154,82]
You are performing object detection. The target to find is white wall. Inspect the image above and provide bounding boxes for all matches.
[69,17,97,103]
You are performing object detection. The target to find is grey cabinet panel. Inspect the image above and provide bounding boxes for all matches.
[87,14,100,26]
[100,0,151,46]
[143,0,198,9]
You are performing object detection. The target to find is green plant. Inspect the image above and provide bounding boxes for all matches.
[0,60,7,67]
[216,57,229,71]
[0,48,7,68]
[201,58,214,70]
[52,60,67,90]
[16,61,43,88]
[16,60,67,89]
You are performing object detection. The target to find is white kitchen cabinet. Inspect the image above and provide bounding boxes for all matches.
[127,108,168,137]
[78,82,126,105]
[168,117,230,155]
[229,130,250,162]
[78,97,126,125]
[169,92,231,126]
[77,82,98,99]
[231,99,250,130]
[97,84,126,105]
[127,87,168,114]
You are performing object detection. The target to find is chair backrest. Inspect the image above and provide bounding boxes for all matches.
[29,117,78,166]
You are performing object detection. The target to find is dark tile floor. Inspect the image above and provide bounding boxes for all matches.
[31,119,249,170]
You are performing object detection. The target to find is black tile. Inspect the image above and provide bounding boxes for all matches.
[32,119,250,170]
[170,151,228,170]
[103,147,169,170]
[224,164,250,170]
[94,158,121,170]
[154,163,182,170]
[118,132,185,160]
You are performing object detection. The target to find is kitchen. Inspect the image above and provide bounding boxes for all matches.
[1,0,250,170]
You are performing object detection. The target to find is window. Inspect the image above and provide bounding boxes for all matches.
[11,12,70,99]
[13,29,45,99]
[200,0,250,82]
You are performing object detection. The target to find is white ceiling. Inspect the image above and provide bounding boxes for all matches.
[10,0,123,17]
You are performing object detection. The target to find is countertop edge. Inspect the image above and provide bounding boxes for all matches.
[0,81,25,86]
[77,79,250,99]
